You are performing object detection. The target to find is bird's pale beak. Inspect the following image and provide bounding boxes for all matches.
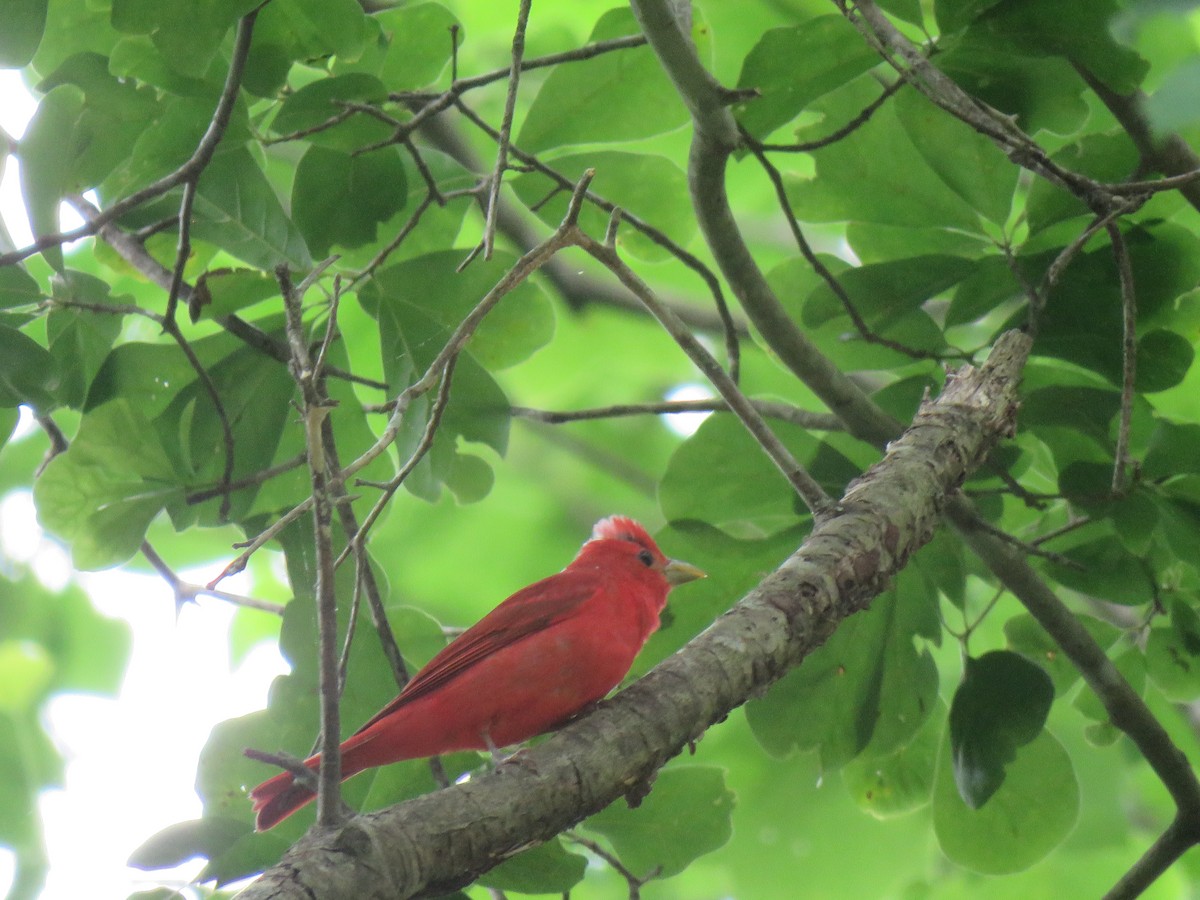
[664,558,706,586]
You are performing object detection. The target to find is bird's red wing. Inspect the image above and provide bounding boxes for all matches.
[350,570,600,736]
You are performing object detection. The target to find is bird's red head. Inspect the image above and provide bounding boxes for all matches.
[585,516,706,588]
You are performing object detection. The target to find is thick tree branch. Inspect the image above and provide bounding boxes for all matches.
[239,331,1029,900]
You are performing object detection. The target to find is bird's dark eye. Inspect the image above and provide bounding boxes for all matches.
[637,549,654,567]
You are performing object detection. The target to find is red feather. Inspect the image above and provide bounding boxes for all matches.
[248,516,703,830]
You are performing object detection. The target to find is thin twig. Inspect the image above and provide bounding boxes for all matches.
[511,398,842,431]
[141,542,285,615]
[1108,221,1137,495]
[757,78,903,152]
[481,0,533,262]
[278,263,344,828]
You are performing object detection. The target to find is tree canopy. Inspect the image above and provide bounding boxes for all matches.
[3,0,1200,897]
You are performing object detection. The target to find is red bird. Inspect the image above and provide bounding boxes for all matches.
[248,516,704,830]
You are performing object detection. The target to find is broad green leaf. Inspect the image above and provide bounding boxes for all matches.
[18,83,85,272]
[270,73,391,150]
[842,698,943,819]
[47,270,126,409]
[0,0,47,67]
[34,399,184,569]
[1004,613,1120,695]
[376,3,460,90]
[516,7,702,152]
[734,16,878,141]
[362,250,553,373]
[1074,648,1145,731]
[659,412,816,535]
[510,151,694,262]
[934,0,1005,33]
[479,838,587,894]
[894,88,1018,225]
[584,766,734,879]
[803,254,975,330]
[1046,536,1155,606]
[948,650,1054,809]
[1025,134,1138,234]
[0,642,54,713]
[38,52,161,189]
[0,325,61,409]
[936,34,1087,135]
[194,148,313,270]
[111,0,261,78]
[934,729,1079,874]
[1137,329,1193,393]
[1146,60,1200,134]
[786,78,989,232]
[101,93,252,205]
[966,0,1147,94]
[291,145,407,257]
[0,266,43,311]
[746,569,940,766]
[1145,599,1200,701]
[190,268,279,321]
[128,818,249,870]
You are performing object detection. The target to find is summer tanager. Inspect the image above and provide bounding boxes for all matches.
[248,515,704,830]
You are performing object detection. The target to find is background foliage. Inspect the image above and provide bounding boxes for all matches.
[3,0,1200,897]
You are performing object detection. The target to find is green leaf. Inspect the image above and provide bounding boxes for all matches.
[1025,135,1139,234]
[934,729,1079,874]
[38,52,161,189]
[478,838,587,894]
[936,35,1088,135]
[47,270,126,409]
[746,569,940,766]
[0,325,61,409]
[734,16,878,140]
[894,88,1018,225]
[1136,329,1193,393]
[1004,613,1120,695]
[510,151,694,262]
[803,254,975,330]
[194,148,313,270]
[18,83,86,272]
[934,0,1005,33]
[516,7,701,152]
[33,399,183,569]
[660,412,816,535]
[948,650,1054,809]
[1046,536,1155,606]
[1146,60,1200,134]
[291,145,407,257]
[0,266,44,311]
[111,0,261,78]
[128,818,250,870]
[842,698,943,819]
[362,250,553,373]
[0,0,47,67]
[376,3,460,90]
[270,73,391,150]
[968,0,1147,94]
[1145,599,1200,701]
[584,766,734,879]
[190,268,279,321]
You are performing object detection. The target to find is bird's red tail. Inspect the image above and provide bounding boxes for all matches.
[249,767,319,832]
